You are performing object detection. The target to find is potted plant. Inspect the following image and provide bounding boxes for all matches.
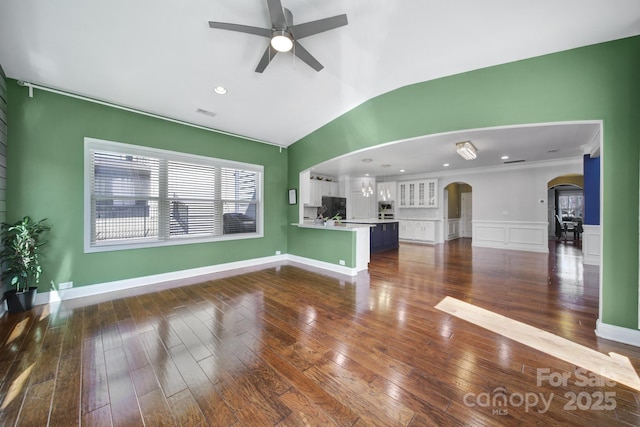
[1,216,51,313]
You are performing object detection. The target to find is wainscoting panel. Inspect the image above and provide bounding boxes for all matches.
[446,218,461,241]
[582,224,601,265]
[472,220,549,253]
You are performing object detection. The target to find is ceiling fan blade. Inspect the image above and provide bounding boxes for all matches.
[266,0,286,27]
[290,14,348,39]
[208,21,271,38]
[293,42,323,72]
[255,45,278,73]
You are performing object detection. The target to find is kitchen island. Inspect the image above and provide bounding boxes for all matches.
[341,219,399,253]
[291,221,373,275]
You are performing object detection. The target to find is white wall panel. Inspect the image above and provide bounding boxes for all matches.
[473,221,549,253]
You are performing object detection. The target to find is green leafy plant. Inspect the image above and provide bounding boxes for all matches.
[1,216,51,293]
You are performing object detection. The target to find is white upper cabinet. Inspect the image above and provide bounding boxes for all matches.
[304,177,339,207]
[398,179,438,208]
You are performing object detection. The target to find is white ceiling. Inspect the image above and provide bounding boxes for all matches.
[0,0,638,153]
[310,122,600,178]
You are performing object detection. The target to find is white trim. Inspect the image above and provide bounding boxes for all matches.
[599,125,605,322]
[83,137,264,253]
[286,254,362,276]
[595,320,640,347]
[582,224,601,266]
[37,254,287,305]
[472,220,549,253]
[35,253,362,306]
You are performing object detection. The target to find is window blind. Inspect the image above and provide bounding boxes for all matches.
[86,138,262,251]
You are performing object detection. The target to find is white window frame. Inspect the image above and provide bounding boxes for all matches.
[84,137,264,253]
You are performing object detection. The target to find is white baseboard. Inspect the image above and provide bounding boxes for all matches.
[595,320,640,347]
[286,254,361,276]
[36,254,287,305]
[35,253,362,306]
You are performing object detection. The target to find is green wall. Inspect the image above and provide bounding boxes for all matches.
[6,84,288,290]
[288,226,355,268]
[288,37,640,330]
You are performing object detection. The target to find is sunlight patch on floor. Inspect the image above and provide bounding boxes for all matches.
[435,296,640,391]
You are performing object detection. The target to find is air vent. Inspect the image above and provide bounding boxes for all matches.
[196,108,217,118]
[503,159,525,164]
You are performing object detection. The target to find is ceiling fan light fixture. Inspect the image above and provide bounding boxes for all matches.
[456,141,477,160]
[270,31,293,52]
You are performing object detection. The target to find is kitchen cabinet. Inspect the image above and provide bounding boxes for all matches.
[370,222,399,253]
[306,179,339,207]
[398,179,438,208]
[399,220,436,242]
[322,181,339,197]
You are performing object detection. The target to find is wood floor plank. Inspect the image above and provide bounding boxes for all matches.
[166,388,207,427]
[103,346,144,427]
[49,351,81,425]
[16,378,54,426]
[167,344,238,425]
[138,329,188,398]
[138,388,177,427]
[81,336,109,414]
[82,404,113,427]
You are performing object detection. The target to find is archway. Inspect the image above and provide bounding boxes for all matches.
[444,182,473,240]
[547,174,584,241]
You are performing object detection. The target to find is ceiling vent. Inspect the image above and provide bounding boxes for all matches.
[196,108,217,118]
[503,159,525,164]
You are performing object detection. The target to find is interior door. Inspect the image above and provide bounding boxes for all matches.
[461,192,472,238]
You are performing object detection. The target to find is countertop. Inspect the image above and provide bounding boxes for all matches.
[341,219,399,224]
[292,221,374,231]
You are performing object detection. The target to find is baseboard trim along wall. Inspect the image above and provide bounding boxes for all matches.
[472,220,549,253]
[287,255,362,277]
[36,254,287,305]
[34,253,360,306]
[595,320,640,347]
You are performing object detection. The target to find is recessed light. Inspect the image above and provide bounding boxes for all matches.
[365,173,370,176]
[400,169,405,173]
[362,158,373,163]
[214,86,227,95]
[501,155,509,160]
[443,163,450,167]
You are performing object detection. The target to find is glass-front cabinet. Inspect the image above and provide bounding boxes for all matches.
[398,179,438,208]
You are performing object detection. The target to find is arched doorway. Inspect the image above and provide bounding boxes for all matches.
[547,174,583,241]
[444,182,472,240]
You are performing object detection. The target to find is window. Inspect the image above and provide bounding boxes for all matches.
[558,191,584,220]
[84,138,263,252]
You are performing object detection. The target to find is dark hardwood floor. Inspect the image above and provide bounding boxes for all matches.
[0,239,639,426]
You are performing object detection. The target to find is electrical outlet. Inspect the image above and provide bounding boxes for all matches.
[59,281,73,290]
[339,260,346,266]
[275,250,281,255]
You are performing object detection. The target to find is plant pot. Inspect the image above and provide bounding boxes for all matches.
[4,287,38,313]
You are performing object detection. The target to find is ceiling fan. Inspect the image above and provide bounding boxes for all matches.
[208,0,348,73]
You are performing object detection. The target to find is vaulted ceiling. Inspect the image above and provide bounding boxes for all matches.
[1,0,639,150]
